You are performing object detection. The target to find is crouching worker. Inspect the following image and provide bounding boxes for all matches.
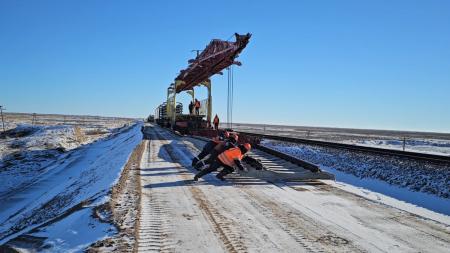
[191,131,230,167]
[194,143,251,181]
[193,132,239,170]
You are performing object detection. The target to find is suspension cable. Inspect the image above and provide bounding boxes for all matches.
[231,65,234,129]
[227,67,230,128]
[226,66,234,129]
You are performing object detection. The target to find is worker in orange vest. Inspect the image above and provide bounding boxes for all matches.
[213,114,220,130]
[193,132,238,170]
[192,131,230,166]
[194,143,251,181]
[194,99,201,115]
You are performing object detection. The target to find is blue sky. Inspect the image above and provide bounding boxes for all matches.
[1,1,449,132]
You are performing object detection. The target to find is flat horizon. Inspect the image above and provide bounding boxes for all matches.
[4,111,450,135]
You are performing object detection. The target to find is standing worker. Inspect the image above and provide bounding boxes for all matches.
[194,143,252,181]
[213,114,220,130]
[189,101,194,115]
[194,99,201,115]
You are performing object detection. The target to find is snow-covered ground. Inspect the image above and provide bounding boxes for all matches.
[229,123,450,155]
[0,122,142,251]
[261,139,450,214]
[1,112,135,132]
[3,122,450,252]
[344,138,450,155]
[0,122,133,198]
[23,206,115,252]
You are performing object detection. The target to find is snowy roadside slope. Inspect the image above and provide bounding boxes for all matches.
[0,122,142,248]
[0,124,88,197]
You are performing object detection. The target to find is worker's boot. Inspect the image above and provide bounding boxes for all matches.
[216,170,228,181]
[193,168,209,181]
[191,157,199,167]
[216,173,225,181]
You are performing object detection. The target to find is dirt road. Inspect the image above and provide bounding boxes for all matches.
[137,125,450,252]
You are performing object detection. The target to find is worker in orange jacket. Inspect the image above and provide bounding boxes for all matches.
[194,143,251,181]
[194,99,201,115]
[193,132,238,170]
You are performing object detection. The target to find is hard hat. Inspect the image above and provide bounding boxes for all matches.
[243,143,251,151]
[218,131,230,140]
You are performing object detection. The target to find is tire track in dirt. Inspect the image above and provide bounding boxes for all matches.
[138,192,174,252]
[137,140,175,253]
[331,185,450,244]
[187,185,247,253]
[239,185,367,252]
[238,187,327,253]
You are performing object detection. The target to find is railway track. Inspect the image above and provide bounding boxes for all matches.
[238,131,450,164]
[185,135,334,181]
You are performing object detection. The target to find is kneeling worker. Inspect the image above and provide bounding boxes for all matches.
[191,131,230,167]
[194,143,252,181]
[194,132,239,170]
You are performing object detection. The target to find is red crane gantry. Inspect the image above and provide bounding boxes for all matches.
[166,33,251,128]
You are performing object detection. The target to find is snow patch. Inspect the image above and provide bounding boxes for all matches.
[262,140,450,215]
[345,139,450,155]
[29,208,115,253]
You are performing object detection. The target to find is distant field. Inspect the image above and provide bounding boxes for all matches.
[0,112,138,162]
[2,112,136,131]
[225,123,450,155]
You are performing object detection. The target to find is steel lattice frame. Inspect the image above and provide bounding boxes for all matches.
[174,33,251,93]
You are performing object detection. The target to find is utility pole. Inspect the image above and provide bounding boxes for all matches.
[32,113,37,125]
[0,106,5,133]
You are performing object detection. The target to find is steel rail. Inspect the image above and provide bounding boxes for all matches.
[238,131,450,165]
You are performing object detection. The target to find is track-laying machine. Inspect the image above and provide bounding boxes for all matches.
[154,33,251,136]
